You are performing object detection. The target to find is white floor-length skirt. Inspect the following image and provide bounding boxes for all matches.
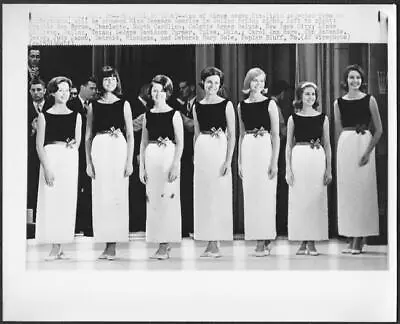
[35,144,78,243]
[91,133,129,242]
[145,141,181,243]
[194,133,233,241]
[242,133,277,240]
[337,130,379,237]
[288,144,328,241]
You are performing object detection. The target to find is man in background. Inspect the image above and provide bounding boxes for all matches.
[27,78,48,225]
[28,47,41,84]
[67,76,97,236]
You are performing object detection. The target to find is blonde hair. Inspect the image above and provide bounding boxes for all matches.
[242,67,268,95]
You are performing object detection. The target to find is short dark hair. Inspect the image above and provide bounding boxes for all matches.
[80,76,97,88]
[199,66,224,89]
[341,64,367,92]
[29,78,46,89]
[97,65,122,96]
[150,75,174,99]
[269,80,290,96]
[28,46,41,55]
[47,76,72,94]
[293,81,319,111]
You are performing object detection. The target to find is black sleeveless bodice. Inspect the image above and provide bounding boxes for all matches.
[92,100,125,134]
[195,99,228,132]
[146,110,176,142]
[240,98,271,131]
[337,94,371,127]
[43,111,77,145]
[292,113,325,142]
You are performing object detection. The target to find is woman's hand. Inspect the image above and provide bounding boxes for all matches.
[124,162,133,177]
[285,169,294,186]
[168,163,180,183]
[323,169,332,185]
[267,163,278,180]
[359,152,370,166]
[139,165,147,185]
[44,167,55,187]
[86,163,96,179]
[221,160,231,177]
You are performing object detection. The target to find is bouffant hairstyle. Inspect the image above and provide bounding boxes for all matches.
[199,66,224,89]
[150,75,174,99]
[341,64,367,92]
[242,67,268,95]
[97,65,122,96]
[47,76,72,94]
[293,81,320,111]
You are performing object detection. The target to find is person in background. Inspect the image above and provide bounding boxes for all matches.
[128,83,151,236]
[27,78,48,224]
[67,76,97,237]
[269,80,292,236]
[69,85,78,101]
[28,47,41,84]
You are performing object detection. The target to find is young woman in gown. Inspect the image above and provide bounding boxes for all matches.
[193,66,236,258]
[237,68,280,256]
[286,82,332,256]
[334,64,383,254]
[85,66,134,260]
[35,76,82,260]
[139,75,184,260]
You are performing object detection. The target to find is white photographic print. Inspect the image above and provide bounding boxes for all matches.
[3,3,396,322]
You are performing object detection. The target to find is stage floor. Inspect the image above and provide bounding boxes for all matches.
[26,235,388,271]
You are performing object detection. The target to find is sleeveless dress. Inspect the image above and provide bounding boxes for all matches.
[91,100,129,242]
[288,113,328,241]
[336,95,379,237]
[35,111,79,243]
[145,110,181,243]
[194,99,233,241]
[240,99,277,240]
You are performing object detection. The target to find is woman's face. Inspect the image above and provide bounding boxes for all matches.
[102,76,117,93]
[203,75,220,95]
[250,74,265,93]
[347,70,362,91]
[151,82,166,103]
[302,86,316,107]
[53,81,70,104]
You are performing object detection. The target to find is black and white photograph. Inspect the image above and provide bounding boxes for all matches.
[3,3,397,322]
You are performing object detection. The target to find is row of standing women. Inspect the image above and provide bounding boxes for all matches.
[34,64,382,261]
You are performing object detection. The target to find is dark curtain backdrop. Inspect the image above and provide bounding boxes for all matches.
[90,44,387,241]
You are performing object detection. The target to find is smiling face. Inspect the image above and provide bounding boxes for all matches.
[302,86,316,107]
[203,75,220,96]
[53,81,70,104]
[102,76,117,93]
[250,73,265,94]
[151,82,166,103]
[347,69,362,91]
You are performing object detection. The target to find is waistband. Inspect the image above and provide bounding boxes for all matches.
[96,127,122,137]
[200,127,225,137]
[343,125,369,134]
[244,127,269,137]
[148,137,174,146]
[295,139,322,149]
[45,138,77,148]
